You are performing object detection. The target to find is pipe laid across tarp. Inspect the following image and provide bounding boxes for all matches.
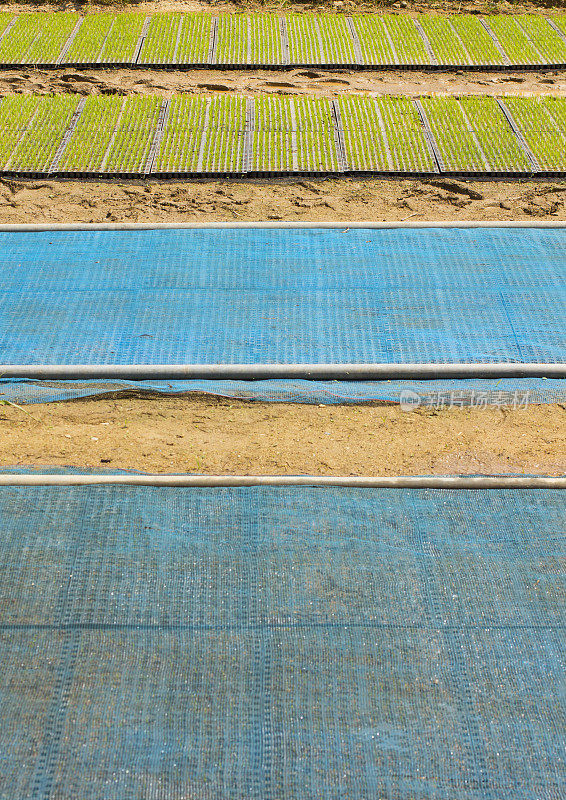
[1,221,566,230]
[0,474,563,488]
[1,362,565,380]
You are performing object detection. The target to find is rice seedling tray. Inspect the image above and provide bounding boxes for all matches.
[2,93,565,179]
[0,11,565,69]
[418,96,534,174]
[499,96,566,174]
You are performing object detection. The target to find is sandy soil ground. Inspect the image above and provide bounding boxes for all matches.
[1,176,565,222]
[2,68,565,99]
[1,396,564,475]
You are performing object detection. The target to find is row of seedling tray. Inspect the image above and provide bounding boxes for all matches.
[1,94,565,178]
[0,12,565,69]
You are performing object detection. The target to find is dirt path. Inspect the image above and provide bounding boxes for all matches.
[1,176,564,222]
[2,68,565,99]
[2,396,564,475]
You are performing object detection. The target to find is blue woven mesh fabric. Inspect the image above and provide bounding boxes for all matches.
[0,483,564,800]
[0,228,564,368]
[2,377,566,405]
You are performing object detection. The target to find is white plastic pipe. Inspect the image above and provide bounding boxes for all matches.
[0,222,565,230]
[1,363,564,380]
[0,475,563,488]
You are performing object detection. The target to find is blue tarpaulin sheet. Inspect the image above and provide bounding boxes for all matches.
[0,480,564,799]
[2,377,565,405]
[0,227,564,403]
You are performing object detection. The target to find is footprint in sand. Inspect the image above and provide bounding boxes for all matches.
[196,83,234,92]
[263,81,296,88]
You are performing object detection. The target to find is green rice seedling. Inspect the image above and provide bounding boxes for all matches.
[337,96,391,170]
[0,12,78,64]
[351,15,396,65]
[208,95,246,129]
[418,15,470,65]
[62,13,115,64]
[484,15,544,64]
[158,127,204,172]
[254,96,336,171]
[317,14,355,64]
[154,95,208,172]
[0,13,14,38]
[252,130,294,171]
[215,14,247,64]
[103,96,161,173]
[341,122,389,171]
[383,15,429,65]
[0,94,40,130]
[0,95,40,169]
[504,96,566,171]
[174,14,213,64]
[532,96,566,170]
[448,15,504,65]
[0,11,562,69]
[7,94,80,172]
[293,96,334,130]
[249,14,282,65]
[188,95,246,173]
[515,15,566,64]
[378,96,435,171]
[254,95,294,130]
[459,97,531,172]
[287,15,323,64]
[98,13,146,64]
[166,94,209,131]
[420,96,489,171]
[137,13,184,65]
[419,95,531,172]
[295,129,338,172]
[26,12,79,63]
[0,13,43,63]
[57,96,123,172]
[200,128,245,172]
[541,96,566,132]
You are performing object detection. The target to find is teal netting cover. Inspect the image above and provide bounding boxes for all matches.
[0,227,565,404]
[3,377,566,405]
[0,482,564,799]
